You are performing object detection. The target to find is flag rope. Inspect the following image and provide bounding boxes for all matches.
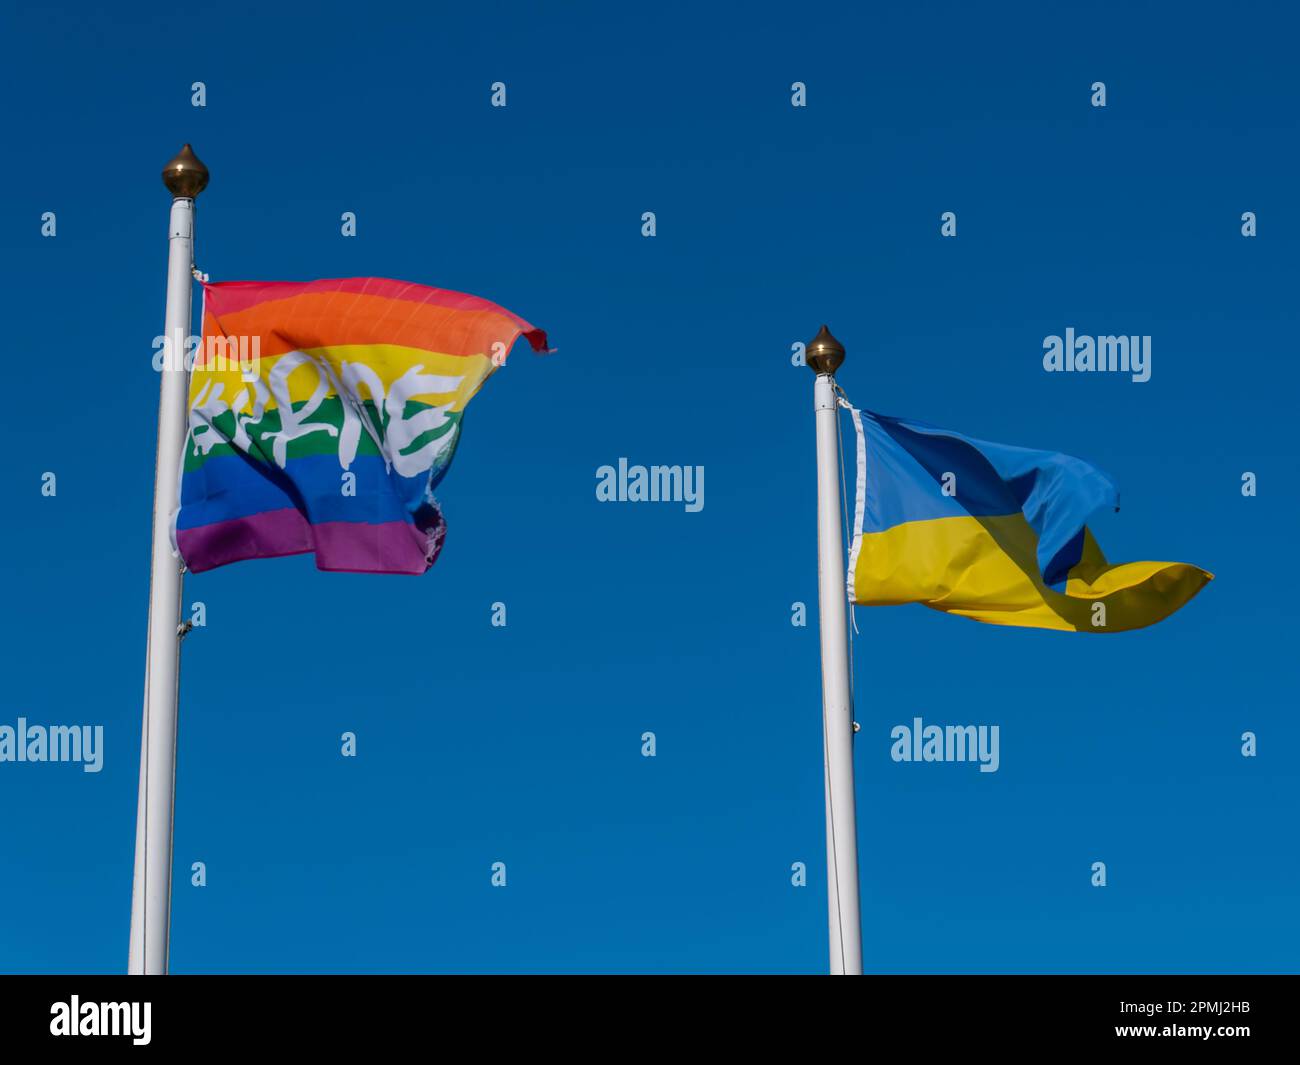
[830,382,858,971]
[834,385,863,719]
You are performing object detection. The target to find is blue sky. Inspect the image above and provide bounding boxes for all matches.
[0,1,1296,973]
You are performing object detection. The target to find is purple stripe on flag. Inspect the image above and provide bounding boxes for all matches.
[176,508,438,575]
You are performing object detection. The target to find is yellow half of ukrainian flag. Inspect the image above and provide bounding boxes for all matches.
[844,407,1212,632]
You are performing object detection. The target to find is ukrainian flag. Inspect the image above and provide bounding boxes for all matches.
[844,406,1211,632]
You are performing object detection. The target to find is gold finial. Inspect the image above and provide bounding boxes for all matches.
[806,324,845,375]
[162,144,209,199]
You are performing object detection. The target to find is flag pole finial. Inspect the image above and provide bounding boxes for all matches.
[806,324,845,375]
[162,143,209,199]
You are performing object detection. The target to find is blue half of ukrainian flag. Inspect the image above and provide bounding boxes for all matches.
[845,407,1212,632]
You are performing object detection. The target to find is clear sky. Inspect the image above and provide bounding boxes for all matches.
[1,1,1296,973]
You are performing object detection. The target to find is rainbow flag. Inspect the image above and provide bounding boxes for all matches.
[174,278,547,575]
[843,406,1211,632]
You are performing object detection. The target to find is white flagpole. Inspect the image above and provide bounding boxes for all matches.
[129,145,208,975]
[808,325,863,975]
